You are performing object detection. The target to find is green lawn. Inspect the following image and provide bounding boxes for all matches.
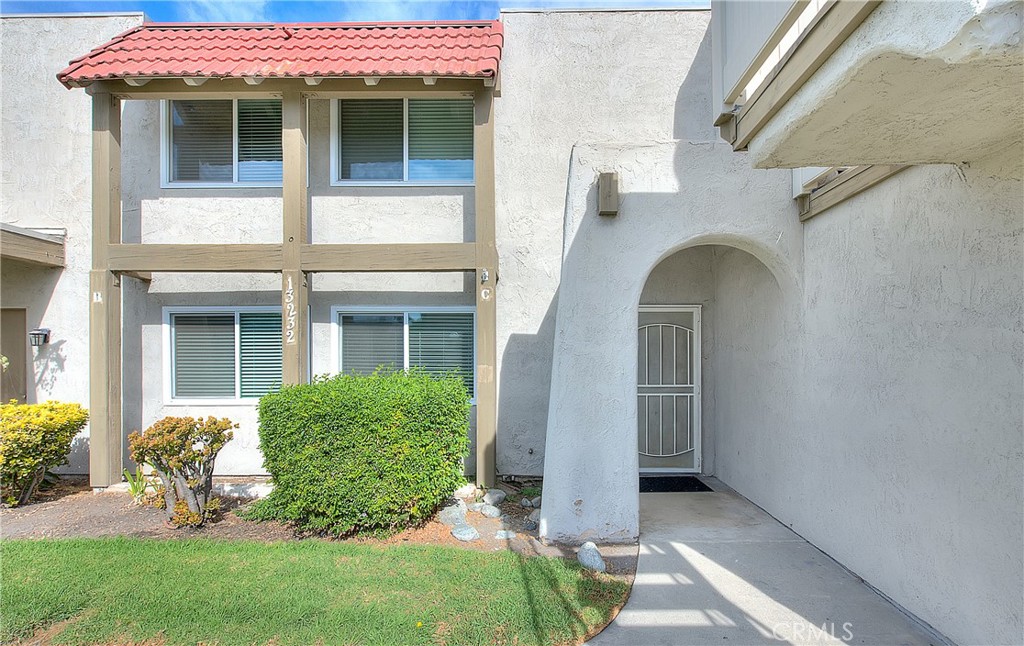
[1,538,628,645]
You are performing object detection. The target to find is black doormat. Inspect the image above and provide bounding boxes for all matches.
[639,476,713,493]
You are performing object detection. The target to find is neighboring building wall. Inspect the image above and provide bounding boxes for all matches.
[0,14,145,472]
[715,154,1023,646]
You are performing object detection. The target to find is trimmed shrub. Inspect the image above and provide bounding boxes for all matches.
[246,368,470,536]
[128,416,235,527]
[0,400,88,506]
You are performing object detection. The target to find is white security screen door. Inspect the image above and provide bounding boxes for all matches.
[638,306,701,473]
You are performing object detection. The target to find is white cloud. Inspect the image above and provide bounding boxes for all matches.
[178,0,271,22]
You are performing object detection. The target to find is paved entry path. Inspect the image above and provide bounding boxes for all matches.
[589,482,944,645]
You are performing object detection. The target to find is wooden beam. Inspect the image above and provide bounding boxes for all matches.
[723,0,812,105]
[474,86,498,487]
[800,164,906,221]
[732,0,881,151]
[299,243,477,273]
[0,225,65,267]
[281,91,309,385]
[107,244,283,272]
[91,77,485,100]
[114,270,152,282]
[89,92,122,489]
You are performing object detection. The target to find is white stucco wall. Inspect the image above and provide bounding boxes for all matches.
[0,14,145,472]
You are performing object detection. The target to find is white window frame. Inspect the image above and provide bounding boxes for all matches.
[162,305,282,406]
[330,94,476,188]
[160,99,287,189]
[330,305,477,403]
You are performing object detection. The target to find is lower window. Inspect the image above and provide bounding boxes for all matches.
[167,308,282,401]
[336,308,475,397]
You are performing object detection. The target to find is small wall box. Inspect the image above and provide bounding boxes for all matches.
[599,172,618,216]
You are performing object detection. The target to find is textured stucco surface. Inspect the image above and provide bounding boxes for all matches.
[1,14,145,472]
[747,0,1024,167]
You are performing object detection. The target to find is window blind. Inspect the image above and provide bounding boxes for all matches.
[408,312,475,396]
[239,312,283,398]
[169,100,233,182]
[340,314,404,375]
[408,99,474,182]
[339,99,404,180]
[237,99,283,182]
[171,314,236,398]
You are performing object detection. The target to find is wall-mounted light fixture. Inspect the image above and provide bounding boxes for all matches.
[28,328,50,347]
[598,172,619,217]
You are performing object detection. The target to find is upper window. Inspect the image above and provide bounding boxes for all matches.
[167,308,282,402]
[165,99,283,186]
[336,309,476,397]
[333,98,474,186]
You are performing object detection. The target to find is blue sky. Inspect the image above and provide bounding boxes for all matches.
[0,0,707,23]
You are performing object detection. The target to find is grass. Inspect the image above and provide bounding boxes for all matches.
[0,538,628,646]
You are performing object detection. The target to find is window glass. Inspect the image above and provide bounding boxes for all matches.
[339,99,404,181]
[169,100,233,182]
[237,100,283,182]
[408,99,474,182]
[239,312,283,398]
[408,312,474,395]
[171,314,236,398]
[340,314,404,374]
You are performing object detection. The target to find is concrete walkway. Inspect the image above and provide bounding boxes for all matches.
[589,482,943,645]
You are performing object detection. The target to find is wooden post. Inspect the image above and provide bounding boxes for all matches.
[474,87,497,487]
[281,91,309,384]
[89,93,123,488]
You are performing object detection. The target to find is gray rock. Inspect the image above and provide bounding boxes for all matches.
[531,496,543,508]
[438,498,467,526]
[528,509,541,522]
[483,489,507,506]
[451,524,480,542]
[467,502,486,512]
[523,519,538,531]
[494,530,517,540]
[577,541,606,572]
[520,497,533,508]
[479,504,502,518]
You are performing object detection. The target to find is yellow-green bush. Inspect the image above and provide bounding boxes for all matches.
[0,400,88,506]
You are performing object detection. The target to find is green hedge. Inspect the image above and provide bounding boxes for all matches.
[246,369,470,536]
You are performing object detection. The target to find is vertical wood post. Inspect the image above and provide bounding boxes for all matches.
[89,92,123,488]
[474,87,497,487]
[281,91,309,384]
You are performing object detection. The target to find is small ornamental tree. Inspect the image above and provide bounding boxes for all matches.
[0,400,88,506]
[128,416,235,527]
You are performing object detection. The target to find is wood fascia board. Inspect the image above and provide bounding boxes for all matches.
[299,243,477,272]
[723,0,811,105]
[800,164,906,221]
[0,227,66,267]
[90,77,487,99]
[107,244,284,272]
[732,0,881,151]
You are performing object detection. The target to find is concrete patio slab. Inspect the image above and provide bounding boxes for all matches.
[589,482,945,645]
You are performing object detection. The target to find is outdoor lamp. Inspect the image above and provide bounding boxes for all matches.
[28,328,50,347]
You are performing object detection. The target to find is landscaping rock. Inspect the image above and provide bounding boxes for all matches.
[577,542,606,572]
[451,524,480,542]
[479,504,502,518]
[467,502,486,512]
[483,489,506,506]
[494,530,517,540]
[528,509,541,523]
[531,496,542,508]
[523,519,538,531]
[453,483,477,499]
[521,497,533,508]
[438,499,467,526]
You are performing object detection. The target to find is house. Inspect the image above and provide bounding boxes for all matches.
[0,4,1020,644]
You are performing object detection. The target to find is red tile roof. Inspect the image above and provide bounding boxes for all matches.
[58,21,503,87]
